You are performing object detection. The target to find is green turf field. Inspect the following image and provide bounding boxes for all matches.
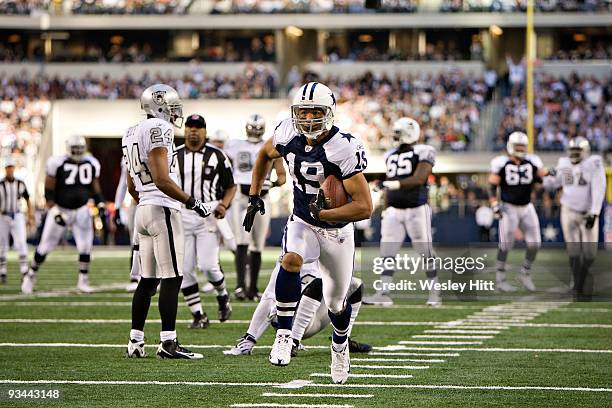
[0,247,611,407]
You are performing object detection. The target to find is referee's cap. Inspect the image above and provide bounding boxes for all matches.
[185,114,206,128]
[4,157,16,168]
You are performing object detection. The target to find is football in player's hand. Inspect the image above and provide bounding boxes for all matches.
[321,175,348,209]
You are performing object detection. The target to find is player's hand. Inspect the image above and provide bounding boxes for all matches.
[585,214,597,230]
[114,208,123,228]
[243,195,265,232]
[491,202,503,219]
[309,190,328,222]
[214,203,227,219]
[371,180,384,192]
[547,167,557,177]
[97,203,107,223]
[186,196,214,218]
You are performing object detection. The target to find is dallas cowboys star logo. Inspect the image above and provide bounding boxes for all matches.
[341,133,354,142]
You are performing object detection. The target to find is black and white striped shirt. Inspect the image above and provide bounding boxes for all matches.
[175,143,234,202]
[0,178,29,214]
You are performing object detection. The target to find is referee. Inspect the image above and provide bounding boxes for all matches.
[176,114,237,328]
[0,157,34,283]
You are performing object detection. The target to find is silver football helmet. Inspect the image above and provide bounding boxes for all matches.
[506,131,529,159]
[568,136,590,164]
[210,129,229,144]
[246,114,265,143]
[291,82,336,140]
[393,117,420,145]
[66,135,87,161]
[140,84,184,128]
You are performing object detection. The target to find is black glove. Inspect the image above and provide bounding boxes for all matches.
[97,203,107,223]
[243,195,265,232]
[309,190,328,222]
[585,214,597,230]
[114,208,123,228]
[186,196,213,218]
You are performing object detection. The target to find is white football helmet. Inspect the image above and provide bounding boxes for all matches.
[246,114,265,143]
[291,82,336,140]
[506,131,529,159]
[568,136,590,164]
[210,129,229,144]
[66,135,86,161]
[393,117,420,145]
[140,84,184,128]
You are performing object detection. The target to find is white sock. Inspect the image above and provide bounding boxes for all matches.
[246,296,275,340]
[380,275,393,295]
[19,256,28,274]
[160,330,177,342]
[496,271,507,282]
[346,301,361,338]
[291,296,321,342]
[332,340,347,352]
[130,329,144,342]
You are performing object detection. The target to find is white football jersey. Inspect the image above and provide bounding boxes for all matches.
[224,138,267,186]
[121,117,180,210]
[551,155,606,214]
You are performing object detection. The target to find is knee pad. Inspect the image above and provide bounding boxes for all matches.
[347,282,363,304]
[302,278,323,301]
[79,253,91,263]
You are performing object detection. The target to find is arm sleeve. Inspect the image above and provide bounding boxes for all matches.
[45,156,62,177]
[114,165,128,208]
[589,157,606,215]
[218,151,235,190]
[90,157,102,178]
[417,145,436,166]
[147,121,174,152]
[490,156,505,175]
[20,181,30,200]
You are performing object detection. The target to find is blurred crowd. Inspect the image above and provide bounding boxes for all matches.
[546,42,611,61]
[320,70,486,152]
[495,72,611,152]
[2,0,610,14]
[0,65,278,100]
[325,40,481,62]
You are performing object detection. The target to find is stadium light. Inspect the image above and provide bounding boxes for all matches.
[286,26,304,37]
[489,25,503,36]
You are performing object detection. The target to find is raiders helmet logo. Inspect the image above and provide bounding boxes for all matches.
[305,145,313,152]
[152,90,166,105]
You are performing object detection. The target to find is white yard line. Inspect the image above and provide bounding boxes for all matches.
[423,330,501,334]
[411,335,494,339]
[232,404,353,408]
[350,364,429,370]
[398,341,483,345]
[2,380,609,393]
[369,352,460,357]
[261,393,372,398]
[310,373,414,379]
[352,358,446,363]
[0,342,328,350]
[384,346,612,353]
[435,325,510,330]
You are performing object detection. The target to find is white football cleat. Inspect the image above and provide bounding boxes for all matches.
[330,342,350,384]
[426,288,442,307]
[21,273,35,294]
[126,338,146,358]
[362,292,393,306]
[269,329,292,366]
[496,280,517,293]
[224,335,256,356]
[518,272,536,292]
[77,273,94,293]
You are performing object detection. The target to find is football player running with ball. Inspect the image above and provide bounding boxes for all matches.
[243,82,373,384]
[489,131,548,292]
[363,117,440,307]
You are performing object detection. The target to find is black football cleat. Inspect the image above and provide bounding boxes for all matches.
[217,294,232,322]
[156,339,203,359]
[348,337,372,353]
[0,274,6,284]
[189,312,210,329]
